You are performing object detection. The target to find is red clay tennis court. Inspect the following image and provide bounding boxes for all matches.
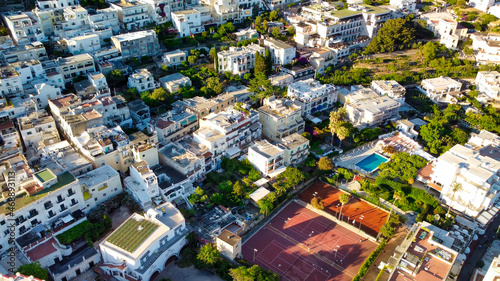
[243,201,378,281]
[299,181,389,237]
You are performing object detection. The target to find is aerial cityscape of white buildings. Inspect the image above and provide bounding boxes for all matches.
[0,0,500,279]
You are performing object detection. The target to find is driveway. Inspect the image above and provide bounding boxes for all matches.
[154,264,223,281]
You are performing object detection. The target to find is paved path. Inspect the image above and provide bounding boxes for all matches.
[458,215,500,281]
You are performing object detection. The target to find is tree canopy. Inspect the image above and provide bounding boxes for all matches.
[230,265,279,281]
[318,157,334,171]
[17,262,49,280]
[364,16,416,54]
[378,152,428,183]
[197,243,220,267]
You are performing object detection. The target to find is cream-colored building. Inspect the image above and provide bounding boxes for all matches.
[279,133,310,166]
[57,54,96,83]
[216,229,242,260]
[258,96,304,142]
[248,140,285,177]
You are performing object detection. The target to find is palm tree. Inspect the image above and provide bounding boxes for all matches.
[336,126,350,148]
[387,190,403,222]
[339,193,350,221]
[446,181,462,218]
[329,108,346,145]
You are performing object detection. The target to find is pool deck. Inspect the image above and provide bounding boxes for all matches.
[334,140,379,173]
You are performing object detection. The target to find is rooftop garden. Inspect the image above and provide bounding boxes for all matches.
[107,217,159,253]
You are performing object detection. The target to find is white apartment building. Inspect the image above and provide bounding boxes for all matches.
[248,140,285,177]
[78,164,123,210]
[420,77,462,102]
[423,13,468,50]
[287,78,337,116]
[18,112,59,148]
[469,0,495,11]
[0,66,23,95]
[57,53,96,83]
[36,0,78,10]
[125,161,161,209]
[370,80,406,104]
[344,87,401,126]
[64,34,101,55]
[270,73,294,87]
[194,105,262,165]
[111,30,160,60]
[295,4,389,50]
[258,96,305,142]
[475,71,500,99]
[99,203,188,281]
[0,169,84,253]
[151,107,198,145]
[162,49,186,67]
[217,44,265,75]
[110,0,151,30]
[54,6,91,40]
[279,132,310,166]
[0,120,22,158]
[159,142,205,183]
[471,33,500,64]
[140,0,171,24]
[88,8,120,33]
[171,10,203,38]
[390,0,416,13]
[13,60,44,85]
[128,68,157,93]
[263,38,296,65]
[0,41,48,64]
[159,73,191,93]
[429,130,500,218]
[129,100,151,130]
[2,12,46,44]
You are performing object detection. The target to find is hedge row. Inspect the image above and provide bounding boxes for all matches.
[353,240,387,281]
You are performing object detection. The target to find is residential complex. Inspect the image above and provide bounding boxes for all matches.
[429,130,500,218]
[475,71,500,99]
[287,78,337,116]
[420,77,462,103]
[217,44,265,75]
[258,96,304,142]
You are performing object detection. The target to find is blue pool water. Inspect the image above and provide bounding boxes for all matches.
[355,153,389,172]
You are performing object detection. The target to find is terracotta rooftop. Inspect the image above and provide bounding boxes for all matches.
[26,238,57,261]
[417,163,434,182]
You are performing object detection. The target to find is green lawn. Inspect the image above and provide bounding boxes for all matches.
[34,169,56,183]
[107,218,159,253]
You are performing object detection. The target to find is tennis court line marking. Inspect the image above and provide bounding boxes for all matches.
[267,224,356,278]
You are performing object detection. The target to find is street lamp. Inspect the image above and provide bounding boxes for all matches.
[253,248,258,262]
[308,231,314,250]
[358,215,364,231]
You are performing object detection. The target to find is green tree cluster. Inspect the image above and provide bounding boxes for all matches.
[17,262,49,280]
[311,197,325,210]
[318,157,334,171]
[378,153,428,183]
[364,16,416,54]
[420,104,469,155]
[56,216,112,245]
[229,265,279,281]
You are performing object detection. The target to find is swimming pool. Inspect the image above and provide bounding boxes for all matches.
[355,153,389,173]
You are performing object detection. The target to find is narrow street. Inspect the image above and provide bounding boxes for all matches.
[457,215,500,281]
